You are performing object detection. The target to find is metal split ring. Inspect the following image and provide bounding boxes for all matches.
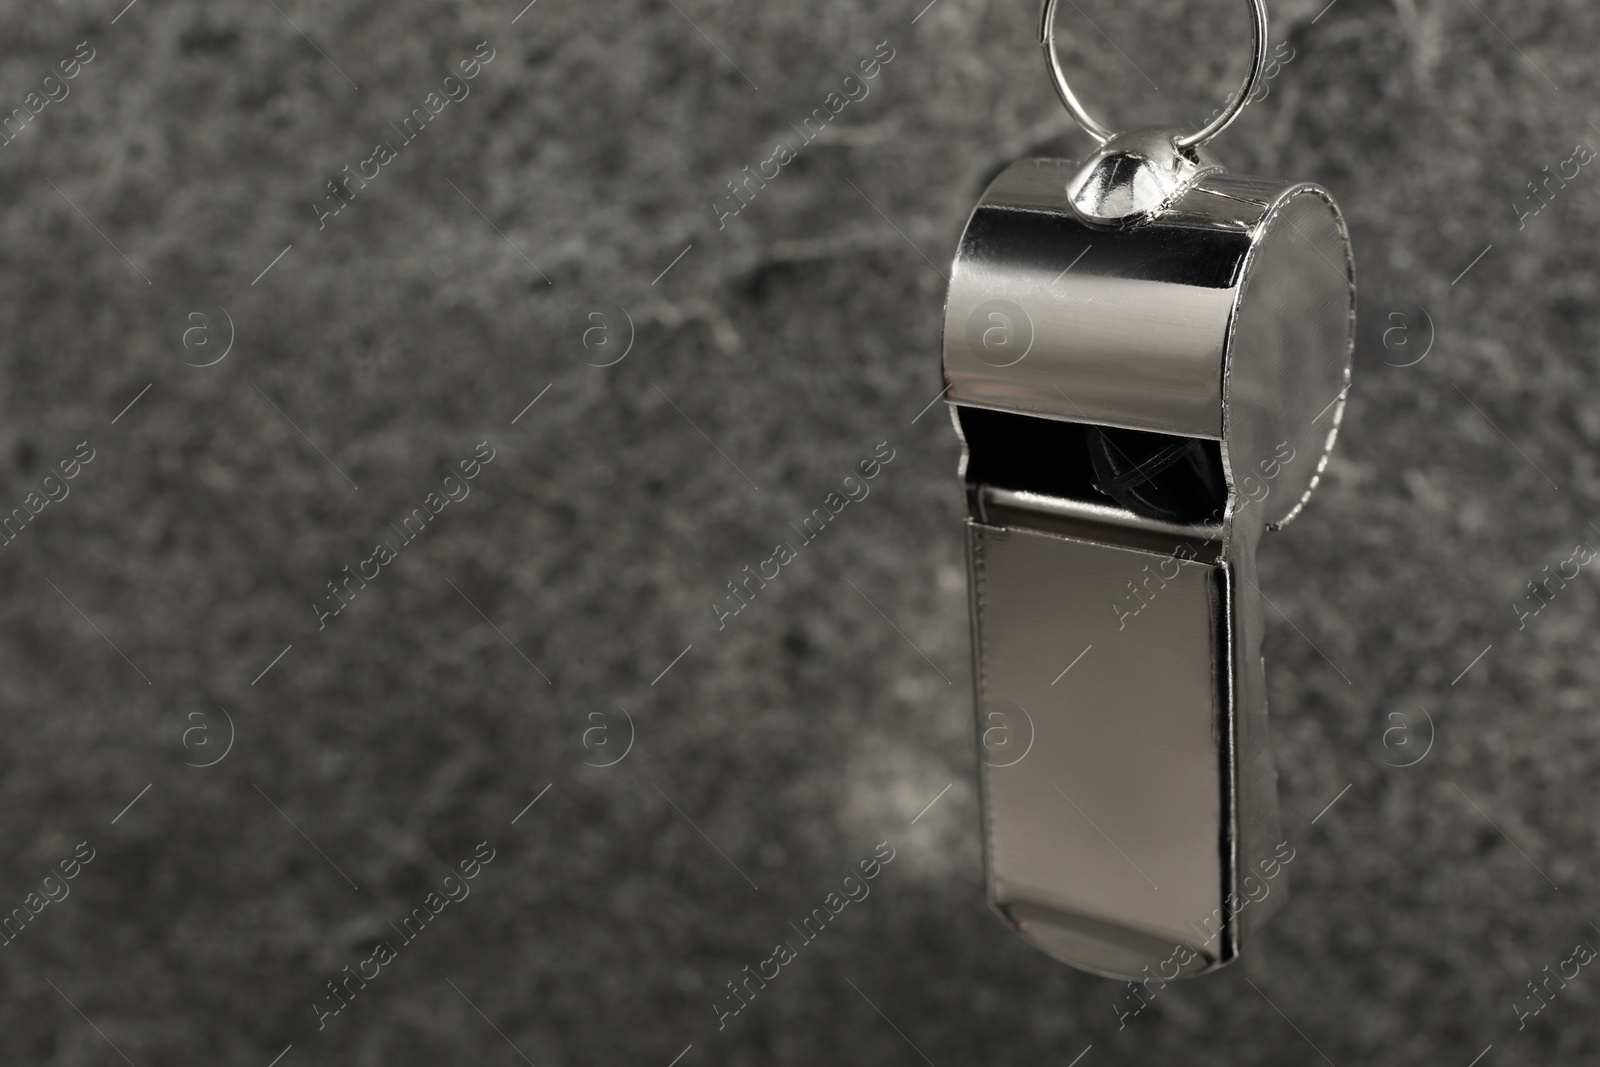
[1039,0,1270,149]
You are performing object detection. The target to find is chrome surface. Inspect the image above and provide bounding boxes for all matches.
[1065,127,1223,228]
[974,485,1224,560]
[944,158,1352,444]
[1039,0,1269,150]
[943,154,1355,980]
[970,523,1234,978]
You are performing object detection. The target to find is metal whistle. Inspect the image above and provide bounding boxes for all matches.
[941,85,1354,975]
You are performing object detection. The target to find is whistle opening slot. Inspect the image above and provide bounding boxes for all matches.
[958,406,1227,525]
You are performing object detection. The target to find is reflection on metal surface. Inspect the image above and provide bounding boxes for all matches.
[1065,128,1223,228]
[973,523,1227,977]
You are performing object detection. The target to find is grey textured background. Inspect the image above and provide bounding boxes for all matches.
[1,0,1598,1063]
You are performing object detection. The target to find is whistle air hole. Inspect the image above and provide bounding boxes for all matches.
[957,407,1226,526]
[1085,425,1226,525]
